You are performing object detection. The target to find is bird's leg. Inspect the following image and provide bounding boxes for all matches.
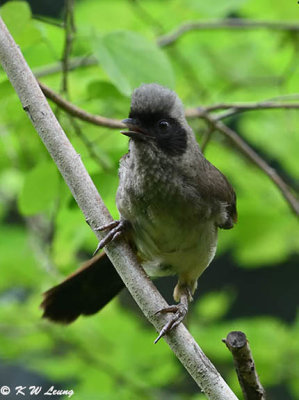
[93,220,129,256]
[154,285,192,344]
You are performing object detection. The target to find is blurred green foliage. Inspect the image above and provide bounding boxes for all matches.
[0,0,298,399]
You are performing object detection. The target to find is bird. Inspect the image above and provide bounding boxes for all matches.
[41,83,237,342]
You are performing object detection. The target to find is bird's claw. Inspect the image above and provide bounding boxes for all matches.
[154,301,188,344]
[93,220,128,256]
[95,220,120,232]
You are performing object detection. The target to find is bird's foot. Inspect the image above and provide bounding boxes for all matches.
[154,296,188,344]
[93,220,128,256]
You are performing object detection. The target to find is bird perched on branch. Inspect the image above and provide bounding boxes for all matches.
[41,83,237,342]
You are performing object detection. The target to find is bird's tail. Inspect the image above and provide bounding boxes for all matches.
[40,252,125,323]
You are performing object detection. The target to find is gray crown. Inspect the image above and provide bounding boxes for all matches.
[130,83,184,119]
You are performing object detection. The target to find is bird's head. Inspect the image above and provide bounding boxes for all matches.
[121,84,190,156]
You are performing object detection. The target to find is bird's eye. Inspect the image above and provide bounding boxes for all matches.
[158,120,170,131]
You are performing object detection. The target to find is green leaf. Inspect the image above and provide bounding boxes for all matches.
[0,1,41,48]
[0,79,14,98]
[0,168,23,201]
[0,226,40,289]
[18,161,59,215]
[87,80,126,101]
[86,80,130,116]
[0,1,31,38]
[52,206,90,269]
[93,31,175,96]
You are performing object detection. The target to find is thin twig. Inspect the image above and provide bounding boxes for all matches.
[158,19,299,47]
[223,331,266,400]
[33,15,64,28]
[0,16,238,400]
[34,55,97,78]
[186,100,299,120]
[200,125,215,153]
[68,116,112,170]
[61,0,75,94]
[186,100,299,116]
[39,81,124,129]
[201,111,299,216]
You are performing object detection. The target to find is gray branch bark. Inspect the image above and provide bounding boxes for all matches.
[0,17,238,400]
[223,331,266,400]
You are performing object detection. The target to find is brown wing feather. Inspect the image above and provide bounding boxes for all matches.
[200,158,237,229]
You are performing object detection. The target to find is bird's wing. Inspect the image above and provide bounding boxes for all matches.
[200,159,237,229]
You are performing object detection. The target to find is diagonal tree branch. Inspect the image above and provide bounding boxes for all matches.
[39,81,124,129]
[200,112,299,215]
[0,16,238,400]
[157,19,299,47]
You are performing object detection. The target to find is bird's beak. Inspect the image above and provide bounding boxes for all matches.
[121,118,152,141]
